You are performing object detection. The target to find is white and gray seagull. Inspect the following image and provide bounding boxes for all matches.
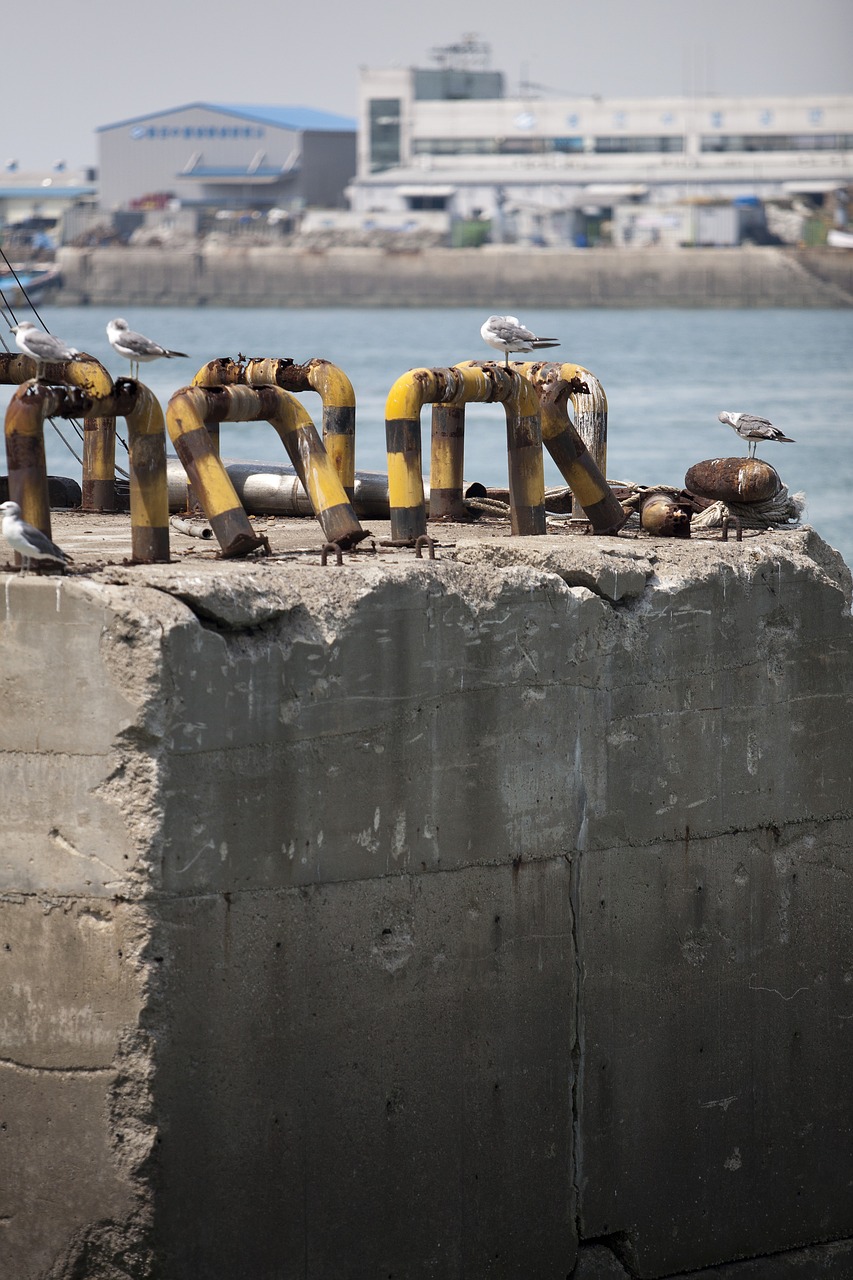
[107,317,188,380]
[10,321,79,377]
[0,500,72,572]
[481,314,560,367]
[718,411,795,458]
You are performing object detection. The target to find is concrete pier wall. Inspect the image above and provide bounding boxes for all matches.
[1,531,852,1278]
[54,244,853,308]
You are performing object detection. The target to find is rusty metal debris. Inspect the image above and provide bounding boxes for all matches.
[320,541,344,566]
[414,535,437,560]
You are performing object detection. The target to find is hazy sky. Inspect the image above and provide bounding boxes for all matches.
[4,0,852,170]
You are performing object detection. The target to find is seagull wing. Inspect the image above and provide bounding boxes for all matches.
[6,518,69,562]
[740,415,794,442]
[735,414,775,432]
[22,331,77,360]
[22,523,69,560]
[112,328,188,359]
[496,318,537,344]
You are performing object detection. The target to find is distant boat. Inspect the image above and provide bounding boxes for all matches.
[827,228,853,249]
[0,265,62,306]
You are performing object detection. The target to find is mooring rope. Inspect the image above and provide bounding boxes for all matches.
[691,487,806,530]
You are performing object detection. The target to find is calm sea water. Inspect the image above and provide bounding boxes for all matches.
[3,305,852,567]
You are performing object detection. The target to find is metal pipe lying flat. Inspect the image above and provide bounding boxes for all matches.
[165,458,485,519]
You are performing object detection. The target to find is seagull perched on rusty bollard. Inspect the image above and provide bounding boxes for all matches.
[107,317,188,380]
[481,314,560,367]
[0,501,72,572]
[10,321,79,378]
[718,411,795,458]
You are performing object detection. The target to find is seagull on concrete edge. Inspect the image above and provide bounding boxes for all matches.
[10,321,79,377]
[0,501,72,571]
[718,412,795,458]
[481,314,560,367]
[107,317,188,380]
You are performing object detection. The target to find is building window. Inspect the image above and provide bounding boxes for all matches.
[369,99,401,172]
[411,135,584,156]
[700,133,853,152]
[594,136,684,153]
[406,194,448,210]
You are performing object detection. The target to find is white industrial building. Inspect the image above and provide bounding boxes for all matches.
[97,103,356,213]
[0,165,97,231]
[348,39,853,246]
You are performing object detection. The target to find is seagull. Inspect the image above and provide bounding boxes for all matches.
[107,317,188,380]
[0,501,72,572]
[718,411,795,458]
[10,321,79,378]
[480,314,560,367]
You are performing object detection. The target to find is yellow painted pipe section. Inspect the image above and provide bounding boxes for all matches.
[126,385,169,535]
[167,390,249,521]
[169,384,361,547]
[517,359,608,471]
[265,391,353,519]
[429,441,461,493]
[193,357,358,494]
[3,383,65,538]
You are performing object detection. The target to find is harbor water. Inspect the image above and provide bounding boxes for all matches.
[2,304,851,567]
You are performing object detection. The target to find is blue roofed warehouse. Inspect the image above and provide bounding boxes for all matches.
[97,103,356,212]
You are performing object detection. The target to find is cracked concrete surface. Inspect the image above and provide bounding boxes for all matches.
[1,518,851,1278]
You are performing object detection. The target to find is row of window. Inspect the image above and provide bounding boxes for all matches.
[407,134,853,157]
[129,126,266,141]
[700,133,853,152]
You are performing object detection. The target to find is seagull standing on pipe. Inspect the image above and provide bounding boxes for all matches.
[0,501,71,571]
[10,321,79,378]
[480,315,560,367]
[107,317,188,380]
[718,411,795,458]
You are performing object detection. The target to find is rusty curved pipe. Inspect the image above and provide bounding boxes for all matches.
[167,383,365,554]
[0,351,118,512]
[385,363,545,541]
[513,360,625,534]
[3,379,169,562]
[193,357,357,498]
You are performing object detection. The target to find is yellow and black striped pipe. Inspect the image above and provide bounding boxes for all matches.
[386,364,546,539]
[3,383,63,541]
[514,361,626,534]
[194,357,357,500]
[3,378,171,562]
[429,404,466,521]
[167,386,272,558]
[0,353,117,512]
[169,384,365,553]
[122,381,170,563]
[261,385,364,548]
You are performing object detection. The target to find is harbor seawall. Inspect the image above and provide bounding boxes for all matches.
[2,530,853,1279]
[54,244,853,308]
